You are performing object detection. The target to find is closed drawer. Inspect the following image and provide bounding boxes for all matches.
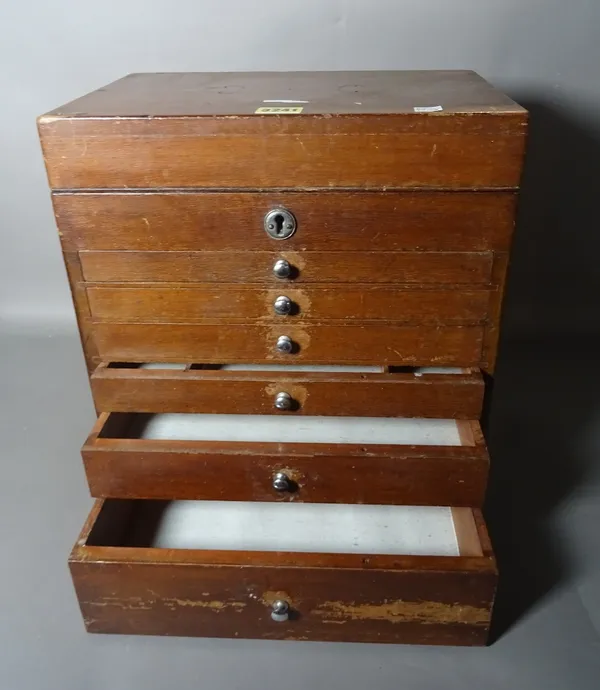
[87,285,490,325]
[92,323,484,366]
[82,412,488,506]
[80,251,494,285]
[91,363,485,418]
[55,192,515,252]
[70,499,497,645]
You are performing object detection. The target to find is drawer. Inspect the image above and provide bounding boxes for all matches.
[87,285,490,325]
[92,323,484,366]
[91,363,485,418]
[80,251,494,285]
[55,192,515,252]
[82,412,488,506]
[70,499,497,645]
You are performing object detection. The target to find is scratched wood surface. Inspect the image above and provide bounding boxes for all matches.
[43,71,525,117]
[54,192,516,252]
[69,499,497,644]
[86,285,491,324]
[38,112,526,190]
[90,365,485,418]
[81,414,488,506]
[80,250,494,285]
[91,323,485,366]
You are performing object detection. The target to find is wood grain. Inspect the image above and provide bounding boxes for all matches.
[43,71,526,118]
[39,112,526,190]
[92,323,485,366]
[80,250,494,285]
[62,253,100,375]
[451,508,485,557]
[70,499,497,644]
[481,253,510,373]
[90,365,485,418]
[81,412,489,506]
[54,192,516,252]
[86,285,490,325]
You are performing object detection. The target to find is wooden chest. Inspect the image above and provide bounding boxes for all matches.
[38,71,527,646]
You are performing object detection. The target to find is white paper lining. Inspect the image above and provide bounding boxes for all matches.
[125,501,459,556]
[216,364,383,373]
[126,414,462,445]
[134,363,465,374]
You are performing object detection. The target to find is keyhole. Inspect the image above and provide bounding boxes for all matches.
[272,214,285,236]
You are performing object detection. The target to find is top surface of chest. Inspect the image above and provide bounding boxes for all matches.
[42,70,523,117]
[38,71,527,190]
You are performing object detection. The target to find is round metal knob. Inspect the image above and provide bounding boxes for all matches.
[272,472,292,492]
[274,391,294,411]
[273,295,293,316]
[275,335,294,354]
[273,259,292,279]
[271,599,290,622]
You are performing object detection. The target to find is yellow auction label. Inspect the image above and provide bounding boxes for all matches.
[255,106,304,114]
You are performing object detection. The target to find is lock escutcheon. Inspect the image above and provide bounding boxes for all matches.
[264,208,297,240]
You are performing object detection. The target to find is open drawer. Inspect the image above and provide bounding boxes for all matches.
[91,363,485,419]
[82,412,489,506]
[70,499,497,645]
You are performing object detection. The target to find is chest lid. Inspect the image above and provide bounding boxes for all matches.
[38,71,527,190]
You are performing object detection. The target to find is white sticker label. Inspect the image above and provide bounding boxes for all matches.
[255,106,303,114]
[413,105,444,113]
[263,99,309,104]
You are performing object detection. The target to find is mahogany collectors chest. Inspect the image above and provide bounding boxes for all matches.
[38,71,527,646]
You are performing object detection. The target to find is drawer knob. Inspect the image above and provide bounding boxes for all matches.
[272,471,292,492]
[264,208,297,240]
[273,259,293,279]
[275,335,294,354]
[271,599,290,622]
[274,391,294,411]
[273,295,293,316]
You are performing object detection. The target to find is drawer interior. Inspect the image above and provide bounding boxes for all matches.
[86,500,484,558]
[98,412,473,446]
[71,499,495,643]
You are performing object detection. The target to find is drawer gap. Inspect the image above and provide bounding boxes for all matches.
[106,362,188,370]
[98,412,469,446]
[104,361,470,375]
[191,364,385,373]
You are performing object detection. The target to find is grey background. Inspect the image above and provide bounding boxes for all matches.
[1,1,600,688]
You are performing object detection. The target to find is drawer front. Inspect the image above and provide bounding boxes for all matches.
[55,192,516,252]
[92,323,484,366]
[40,113,526,189]
[82,413,488,506]
[87,286,490,325]
[70,500,497,645]
[91,364,485,418]
[80,251,494,285]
